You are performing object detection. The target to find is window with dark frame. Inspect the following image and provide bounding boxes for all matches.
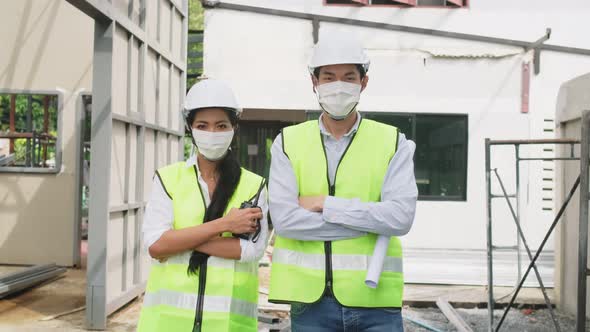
[0,93,60,171]
[306,111,468,201]
[325,0,466,7]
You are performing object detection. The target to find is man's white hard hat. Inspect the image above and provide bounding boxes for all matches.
[308,31,370,75]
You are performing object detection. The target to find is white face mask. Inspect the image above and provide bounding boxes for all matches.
[316,81,362,120]
[191,129,234,161]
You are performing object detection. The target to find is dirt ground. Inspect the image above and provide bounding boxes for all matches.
[1,265,587,331]
[403,306,590,332]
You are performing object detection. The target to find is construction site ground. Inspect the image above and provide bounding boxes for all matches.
[0,264,587,331]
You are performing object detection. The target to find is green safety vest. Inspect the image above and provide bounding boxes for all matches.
[137,162,264,332]
[269,118,404,308]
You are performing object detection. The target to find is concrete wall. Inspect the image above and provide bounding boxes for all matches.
[555,73,590,317]
[203,0,590,284]
[0,1,93,265]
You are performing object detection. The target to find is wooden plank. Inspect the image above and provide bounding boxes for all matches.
[0,132,56,139]
[436,298,473,332]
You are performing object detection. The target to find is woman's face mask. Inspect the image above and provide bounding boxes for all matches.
[191,129,234,161]
[316,80,362,120]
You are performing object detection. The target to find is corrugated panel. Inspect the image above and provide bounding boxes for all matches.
[419,46,522,58]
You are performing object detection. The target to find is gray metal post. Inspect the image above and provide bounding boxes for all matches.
[577,110,590,332]
[485,138,494,332]
[86,19,114,331]
[515,144,522,284]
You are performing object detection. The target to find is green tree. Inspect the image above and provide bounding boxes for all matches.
[0,94,58,166]
[189,0,204,30]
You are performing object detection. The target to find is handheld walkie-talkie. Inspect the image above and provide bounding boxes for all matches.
[233,178,266,242]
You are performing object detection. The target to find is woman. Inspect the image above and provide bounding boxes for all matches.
[137,79,268,332]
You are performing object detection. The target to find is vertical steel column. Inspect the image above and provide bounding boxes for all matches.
[86,20,114,331]
[485,138,494,332]
[135,0,147,285]
[179,0,188,161]
[577,110,590,332]
[515,144,523,284]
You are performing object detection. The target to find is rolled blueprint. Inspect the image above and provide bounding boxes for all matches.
[365,235,390,288]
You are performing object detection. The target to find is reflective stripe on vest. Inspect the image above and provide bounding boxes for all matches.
[143,290,258,319]
[272,248,403,273]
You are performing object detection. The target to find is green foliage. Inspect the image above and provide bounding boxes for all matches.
[187,0,204,88]
[189,0,204,31]
[0,94,57,133]
[184,136,193,159]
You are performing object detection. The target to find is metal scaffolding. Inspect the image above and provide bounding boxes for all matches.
[485,132,590,331]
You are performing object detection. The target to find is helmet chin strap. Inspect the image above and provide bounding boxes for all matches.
[186,121,195,140]
[185,121,198,154]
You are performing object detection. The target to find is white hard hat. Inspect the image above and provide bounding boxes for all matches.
[308,32,370,75]
[183,79,241,118]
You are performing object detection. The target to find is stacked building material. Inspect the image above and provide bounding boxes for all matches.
[0,264,66,299]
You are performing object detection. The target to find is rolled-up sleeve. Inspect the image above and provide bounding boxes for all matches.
[142,175,174,252]
[269,134,366,241]
[322,134,418,237]
[238,187,269,263]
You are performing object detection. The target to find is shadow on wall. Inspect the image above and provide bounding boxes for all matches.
[0,131,77,266]
[0,0,61,89]
[0,0,95,266]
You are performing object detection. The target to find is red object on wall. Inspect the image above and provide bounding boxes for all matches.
[390,0,417,5]
[521,62,531,114]
[446,0,464,7]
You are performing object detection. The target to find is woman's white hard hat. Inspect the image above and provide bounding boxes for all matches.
[183,79,241,119]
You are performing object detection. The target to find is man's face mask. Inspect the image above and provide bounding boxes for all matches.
[316,81,361,120]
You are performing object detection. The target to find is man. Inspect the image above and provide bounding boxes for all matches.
[268,32,418,331]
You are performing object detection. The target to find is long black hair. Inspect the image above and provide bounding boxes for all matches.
[186,108,241,275]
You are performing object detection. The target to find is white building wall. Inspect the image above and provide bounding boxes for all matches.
[203,0,590,284]
[0,1,93,266]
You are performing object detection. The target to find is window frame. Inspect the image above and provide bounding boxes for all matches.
[323,0,468,8]
[411,112,468,202]
[0,89,64,174]
[305,110,469,201]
